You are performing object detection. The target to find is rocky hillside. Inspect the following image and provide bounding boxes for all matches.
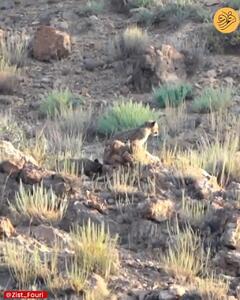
[0,0,240,299]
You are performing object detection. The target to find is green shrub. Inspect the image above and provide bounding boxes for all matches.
[40,88,83,118]
[153,83,192,108]
[192,87,232,113]
[200,25,240,54]
[97,99,158,135]
[80,0,105,16]
[225,0,240,9]
[134,0,156,7]
[153,3,210,28]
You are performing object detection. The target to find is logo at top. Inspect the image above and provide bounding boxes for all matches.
[213,7,239,33]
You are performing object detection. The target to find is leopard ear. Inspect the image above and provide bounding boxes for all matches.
[150,121,157,127]
[94,159,100,163]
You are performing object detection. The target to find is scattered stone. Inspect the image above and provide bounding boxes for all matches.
[31,224,71,247]
[83,58,101,71]
[32,25,71,62]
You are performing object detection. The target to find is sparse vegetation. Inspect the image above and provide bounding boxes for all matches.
[0,57,19,94]
[80,0,105,16]
[40,88,83,118]
[153,83,192,108]
[98,99,157,135]
[162,219,209,281]
[180,191,210,226]
[43,107,89,164]
[3,243,45,288]
[134,0,156,7]
[0,30,29,67]
[225,0,240,10]
[45,122,84,160]
[0,111,25,147]
[107,167,138,196]
[111,26,149,59]
[192,87,233,113]
[69,220,119,279]
[11,182,68,224]
[0,0,239,297]
[195,273,229,300]
[84,275,114,300]
[66,258,89,294]
[23,132,48,166]
[149,2,210,27]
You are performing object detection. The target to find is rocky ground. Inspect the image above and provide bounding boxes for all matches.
[0,0,240,299]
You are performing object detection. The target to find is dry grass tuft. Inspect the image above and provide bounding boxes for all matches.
[195,273,229,300]
[162,219,209,281]
[23,132,48,166]
[10,182,68,224]
[69,220,119,279]
[84,274,116,300]
[180,191,210,226]
[0,58,19,94]
[66,258,89,294]
[0,110,25,147]
[150,199,174,221]
[107,168,138,196]
[110,26,149,59]
[0,30,29,67]
[3,243,47,288]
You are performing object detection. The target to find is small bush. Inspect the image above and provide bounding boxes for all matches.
[43,107,90,166]
[11,182,68,224]
[180,192,210,226]
[153,83,192,108]
[97,99,157,135]
[0,57,19,94]
[0,111,25,147]
[201,25,240,54]
[84,275,114,300]
[69,220,119,279]
[0,30,29,67]
[195,273,229,300]
[153,3,210,28]
[111,26,149,59]
[225,0,240,9]
[23,132,48,166]
[57,107,92,138]
[40,88,83,118]
[66,258,89,294]
[134,0,156,7]
[45,122,83,159]
[3,243,45,288]
[162,219,209,281]
[192,87,232,113]
[80,1,105,16]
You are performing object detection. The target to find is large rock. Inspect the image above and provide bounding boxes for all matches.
[0,140,38,175]
[128,44,186,92]
[32,25,71,61]
[30,224,71,248]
